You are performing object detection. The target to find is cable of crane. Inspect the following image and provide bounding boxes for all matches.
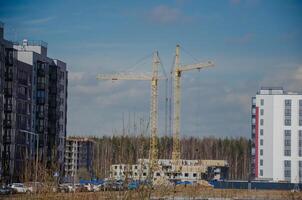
[157,54,167,78]
[124,52,153,73]
[180,46,201,63]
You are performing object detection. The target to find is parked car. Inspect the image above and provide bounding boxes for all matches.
[26,182,46,193]
[82,183,93,192]
[112,180,124,191]
[0,185,13,195]
[92,183,105,192]
[10,183,33,194]
[55,184,75,193]
[128,181,140,190]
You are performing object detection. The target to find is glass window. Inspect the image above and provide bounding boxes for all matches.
[260,129,263,136]
[284,130,291,156]
[260,149,263,156]
[260,169,263,176]
[285,99,291,106]
[260,159,263,166]
[260,119,264,126]
[260,139,263,146]
[260,109,264,116]
[284,160,291,181]
[299,131,302,157]
[261,99,264,106]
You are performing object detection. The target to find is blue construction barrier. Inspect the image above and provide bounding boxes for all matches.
[209,180,302,190]
[79,179,104,185]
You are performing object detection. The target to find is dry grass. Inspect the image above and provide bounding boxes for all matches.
[1,186,302,200]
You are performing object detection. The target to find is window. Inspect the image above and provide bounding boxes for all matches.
[299,131,302,157]
[156,173,160,177]
[299,161,302,182]
[193,173,197,177]
[285,99,291,106]
[285,119,291,126]
[261,99,264,106]
[260,129,263,136]
[143,173,146,177]
[184,173,189,177]
[260,119,264,126]
[260,109,264,116]
[260,159,263,166]
[260,169,263,176]
[299,100,302,126]
[260,149,263,156]
[284,160,291,181]
[260,139,263,146]
[284,100,292,126]
[284,130,291,156]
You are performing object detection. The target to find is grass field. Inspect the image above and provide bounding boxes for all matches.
[1,186,302,200]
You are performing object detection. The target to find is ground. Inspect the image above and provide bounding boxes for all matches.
[1,186,302,200]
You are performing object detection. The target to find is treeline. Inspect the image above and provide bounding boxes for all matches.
[92,135,251,180]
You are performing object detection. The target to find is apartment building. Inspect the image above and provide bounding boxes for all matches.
[0,23,68,182]
[251,87,302,183]
[0,22,4,180]
[64,137,94,180]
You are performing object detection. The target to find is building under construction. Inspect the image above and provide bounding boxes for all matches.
[110,158,229,183]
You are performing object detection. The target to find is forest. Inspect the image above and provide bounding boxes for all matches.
[92,135,251,180]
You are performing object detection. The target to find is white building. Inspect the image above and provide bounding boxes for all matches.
[251,87,302,183]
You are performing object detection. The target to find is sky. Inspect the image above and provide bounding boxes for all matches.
[0,0,302,138]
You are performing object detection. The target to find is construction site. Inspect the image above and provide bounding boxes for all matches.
[97,45,229,185]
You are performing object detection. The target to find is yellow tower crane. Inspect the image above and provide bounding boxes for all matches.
[96,51,165,173]
[172,45,214,169]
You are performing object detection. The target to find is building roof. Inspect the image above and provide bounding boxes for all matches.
[67,136,95,143]
[257,87,302,95]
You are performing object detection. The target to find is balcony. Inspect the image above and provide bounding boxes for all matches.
[4,88,13,96]
[4,103,13,112]
[37,112,45,118]
[4,120,12,128]
[37,83,46,90]
[18,79,28,85]
[37,97,45,105]
[37,68,45,76]
[5,57,14,66]
[5,72,13,81]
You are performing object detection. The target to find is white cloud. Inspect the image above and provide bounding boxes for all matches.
[68,71,85,81]
[24,16,56,25]
[147,5,189,24]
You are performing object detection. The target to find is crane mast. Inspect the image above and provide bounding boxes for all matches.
[171,45,214,168]
[96,51,162,173]
[149,51,160,171]
[172,45,181,163]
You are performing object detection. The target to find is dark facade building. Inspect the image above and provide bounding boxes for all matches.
[0,22,4,180]
[48,60,68,173]
[0,23,68,183]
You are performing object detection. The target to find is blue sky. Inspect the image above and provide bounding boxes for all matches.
[1,0,302,138]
